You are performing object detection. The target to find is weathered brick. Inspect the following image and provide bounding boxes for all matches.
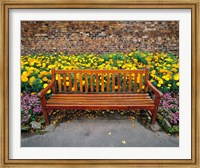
[21,21,179,56]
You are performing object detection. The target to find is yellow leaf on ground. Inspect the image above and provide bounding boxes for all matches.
[122,140,126,144]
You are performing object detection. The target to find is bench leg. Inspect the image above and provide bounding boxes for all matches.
[42,107,50,125]
[152,106,158,124]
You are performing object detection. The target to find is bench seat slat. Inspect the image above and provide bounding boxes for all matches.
[47,98,153,102]
[46,94,155,109]
[46,105,155,110]
[51,93,150,97]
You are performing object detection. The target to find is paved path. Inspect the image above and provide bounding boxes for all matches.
[21,119,179,147]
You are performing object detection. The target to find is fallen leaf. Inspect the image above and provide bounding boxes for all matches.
[67,120,70,124]
[122,140,126,144]
[132,124,135,127]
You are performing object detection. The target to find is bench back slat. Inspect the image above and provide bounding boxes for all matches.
[69,73,72,92]
[90,73,93,92]
[52,68,149,94]
[51,68,56,93]
[101,73,104,92]
[79,73,83,92]
[63,73,66,92]
[139,73,143,92]
[118,73,120,92]
[58,74,62,92]
[95,73,99,92]
[134,73,138,92]
[123,73,126,92]
[74,73,77,92]
[128,73,132,92]
[107,73,110,92]
[112,73,115,92]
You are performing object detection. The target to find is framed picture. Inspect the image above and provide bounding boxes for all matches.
[1,0,199,167]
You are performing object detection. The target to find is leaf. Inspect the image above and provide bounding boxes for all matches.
[122,140,126,144]
[132,124,135,127]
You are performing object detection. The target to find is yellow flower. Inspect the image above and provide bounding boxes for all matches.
[22,71,30,77]
[158,79,164,84]
[43,83,51,93]
[174,73,179,81]
[42,76,48,82]
[157,83,161,87]
[42,63,46,68]
[151,70,156,75]
[29,76,36,85]
[82,81,85,85]
[21,74,28,82]
[162,75,171,81]
[172,68,177,73]
[66,82,69,86]
[176,82,179,86]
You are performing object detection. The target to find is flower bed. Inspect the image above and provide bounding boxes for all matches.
[21,50,179,134]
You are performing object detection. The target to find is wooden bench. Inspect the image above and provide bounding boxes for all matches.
[38,67,163,125]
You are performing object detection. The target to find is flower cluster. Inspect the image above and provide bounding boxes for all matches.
[159,93,179,125]
[21,92,42,125]
[21,50,179,94]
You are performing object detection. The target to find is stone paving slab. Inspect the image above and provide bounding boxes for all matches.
[21,119,179,147]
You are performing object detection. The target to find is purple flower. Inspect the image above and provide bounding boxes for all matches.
[159,93,179,125]
[21,92,42,124]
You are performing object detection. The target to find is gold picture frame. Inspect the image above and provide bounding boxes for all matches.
[1,0,199,167]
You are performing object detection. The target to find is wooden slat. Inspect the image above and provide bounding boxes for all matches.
[134,73,138,92]
[74,73,77,92]
[46,104,155,110]
[112,73,115,92]
[63,73,66,92]
[128,73,132,92]
[118,73,120,92]
[139,73,143,92]
[69,73,72,92]
[123,73,126,92]
[47,98,154,103]
[107,73,110,92]
[51,68,56,93]
[58,74,62,92]
[85,74,88,92]
[96,73,99,92]
[55,69,146,74]
[90,73,93,92]
[49,98,153,102]
[101,73,104,92]
[47,101,155,106]
[80,73,83,92]
[52,93,150,97]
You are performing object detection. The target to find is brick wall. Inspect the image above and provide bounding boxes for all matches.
[21,21,179,56]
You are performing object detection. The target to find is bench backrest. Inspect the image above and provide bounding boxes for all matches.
[51,68,150,94]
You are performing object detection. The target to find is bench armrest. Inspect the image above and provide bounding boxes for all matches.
[37,80,56,98]
[146,80,163,98]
